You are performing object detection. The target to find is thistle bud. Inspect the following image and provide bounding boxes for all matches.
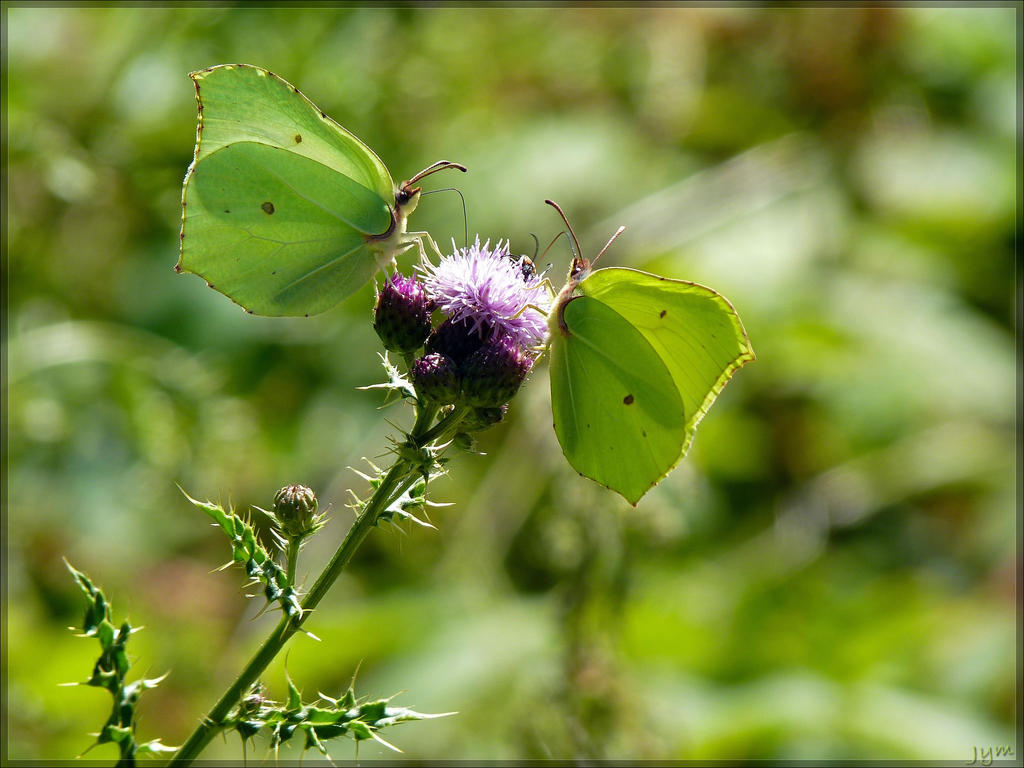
[374,273,432,354]
[461,337,532,408]
[424,318,489,367]
[461,404,508,432]
[411,353,461,405]
[272,484,321,540]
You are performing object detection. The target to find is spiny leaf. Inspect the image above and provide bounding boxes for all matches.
[358,352,418,402]
[179,487,303,621]
[377,475,450,530]
[136,739,178,756]
[222,676,454,760]
[64,561,172,766]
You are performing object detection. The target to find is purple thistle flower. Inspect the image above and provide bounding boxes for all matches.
[419,237,550,351]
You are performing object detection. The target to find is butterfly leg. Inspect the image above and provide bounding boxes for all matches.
[508,302,552,321]
[527,276,559,301]
[405,230,447,266]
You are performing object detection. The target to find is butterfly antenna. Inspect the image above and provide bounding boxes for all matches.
[421,186,469,248]
[545,199,582,261]
[529,232,540,260]
[408,160,467,185]
[593,226,626,266]
[539,230,570,261]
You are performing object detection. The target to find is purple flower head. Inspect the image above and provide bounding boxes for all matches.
[419,237,550,351]
[425,317,488,367]
[374,272,432,354]
[411,353,461,405]
[461,334,534,408]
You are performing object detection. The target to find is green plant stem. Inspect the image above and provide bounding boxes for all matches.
[170,403,454,766]
[412,402,438,437]
[419,404,470,444]
[284,538,301,588]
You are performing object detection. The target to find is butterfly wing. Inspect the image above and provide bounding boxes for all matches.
[582,267,755,456]
[178,64,395,316]
[185,141,391,316]
[550,295,687,505]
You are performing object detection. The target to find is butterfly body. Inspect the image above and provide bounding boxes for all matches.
[178,64,463,316]
[545,202,753,505]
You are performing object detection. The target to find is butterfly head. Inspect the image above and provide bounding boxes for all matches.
[544,199,625,290]
[568,254,591,285]
[396,160,468,218]
[545,200,627,338]
[395,179,422,217]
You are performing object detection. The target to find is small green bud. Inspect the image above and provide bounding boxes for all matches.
[272,484,321,540]
[240,684,266,716]
[461,404,507,432]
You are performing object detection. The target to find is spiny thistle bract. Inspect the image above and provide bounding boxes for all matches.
[180,489,303,621]
[65,561,176,766]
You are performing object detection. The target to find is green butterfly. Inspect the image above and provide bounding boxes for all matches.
[545,201,755,505]
[177,64,464,316]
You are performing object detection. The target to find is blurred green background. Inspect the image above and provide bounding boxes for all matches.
[6,5,1017,763]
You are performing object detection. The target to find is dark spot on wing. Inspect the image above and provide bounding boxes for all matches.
[262,201,275,215]
[247,309,255,314]
[174,264,182,273]
[623,394,634,405]
[294,134,302,143]
[320,111,326,118]
[659,310,666,318]
[642,430,647,437]
[224,209,230,214]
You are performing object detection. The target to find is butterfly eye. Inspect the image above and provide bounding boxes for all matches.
[570,256,590,282]
[396,182,420,206]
